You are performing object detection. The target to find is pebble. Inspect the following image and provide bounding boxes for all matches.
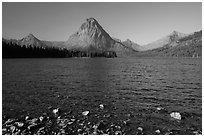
[165,132,171,135]
[15,122,24,127]
[137,127,143,132]
[48,106,53,110]
[25,116,29,120]
[99,104,104,109]
[170,112,181,120]
[193,131,202,135]
[103,114,111,118]
[2,128,7,132]
[155,129,161,134]
[39,116,44,122]
[93,125,98,129]
[82,111,89,116]
[53,108,60,115]
[123,119,131,125]
[10,126,16,132]
[115,130,122,135]
[68,122,73,125]
[27,118,38,124]
[59,128,65,134]
[38,127,45,131]
[156,107,163,111]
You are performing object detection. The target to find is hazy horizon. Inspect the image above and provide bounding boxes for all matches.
[2,2,202,45]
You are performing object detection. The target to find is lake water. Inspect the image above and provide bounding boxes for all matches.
[2,58,202,134]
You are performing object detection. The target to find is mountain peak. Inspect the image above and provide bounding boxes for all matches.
[172,30,179,34]
[19,33,43,47]
[27,33,35,38]
[126,38,132,42]
[86,17,97,22]
[65,17,114,50]
[170,30,186,37]
[169,31,186,41]
[22,33,38,41]
[79,17,101,32]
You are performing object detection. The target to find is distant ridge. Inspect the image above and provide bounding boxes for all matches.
[142,31,187,50]
[18,33,46,48]
[134,30,202,57]
[122,39,143,51]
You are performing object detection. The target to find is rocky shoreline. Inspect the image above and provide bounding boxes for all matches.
[2,105,202,135]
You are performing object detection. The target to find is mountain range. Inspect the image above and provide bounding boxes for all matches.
[2,17,202,58]
[134,30,202,57]
[141,31,187,51]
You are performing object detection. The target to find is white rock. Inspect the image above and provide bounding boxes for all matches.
[10,126,16,132]
[155,129,160,134]
[137,127,143,131]
[15,122,24,127]
[57,116,61,119]
[193,131,202,135]
[115,131,122,135]
[2,128,7,132]
[53,108,60,115]
[82,111,89,116]
[99,104,104,109]
[93,125,98,129]
[170,112,181,120]
[39,116,44,122]
[156,107,163,111]
[67,122,73,125]
[27,118,38,124]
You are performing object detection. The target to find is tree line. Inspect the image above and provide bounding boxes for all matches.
[2,41,117,58]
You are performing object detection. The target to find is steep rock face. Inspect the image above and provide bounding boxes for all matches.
[142,31,187,50]
[64,18,136,56]
[64,18,115,51]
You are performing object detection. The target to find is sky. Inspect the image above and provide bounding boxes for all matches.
[2,2,202,45]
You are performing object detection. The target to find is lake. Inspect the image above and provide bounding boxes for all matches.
[2,58,202,134]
